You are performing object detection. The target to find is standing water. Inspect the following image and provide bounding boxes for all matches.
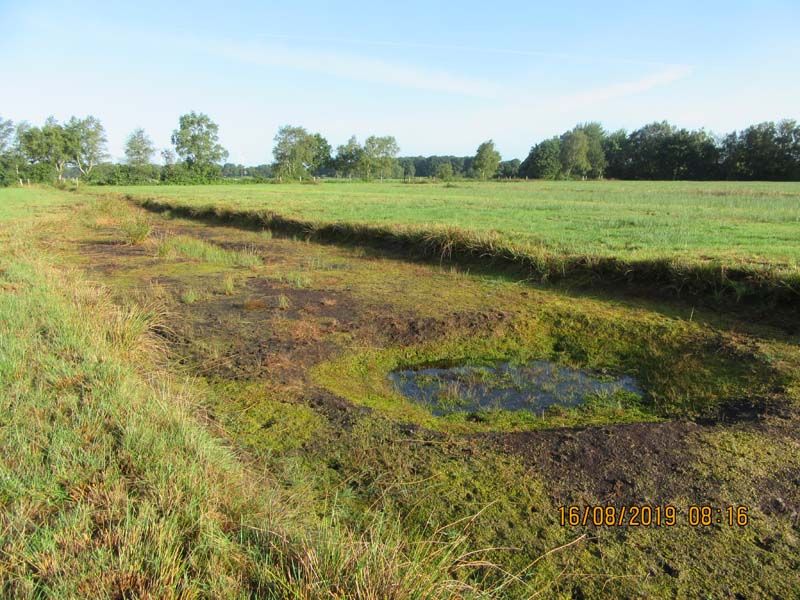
[389,361,641,416]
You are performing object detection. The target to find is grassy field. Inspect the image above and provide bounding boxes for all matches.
[97,180,800,265]
[3,186,800,598]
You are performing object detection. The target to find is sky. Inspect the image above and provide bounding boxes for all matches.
[1,0,799,164]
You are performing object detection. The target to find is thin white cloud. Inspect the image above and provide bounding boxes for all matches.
[248,32,686,68]
[209,40,502,99]
[556,65,694,109]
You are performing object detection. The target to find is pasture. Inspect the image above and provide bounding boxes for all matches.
[99,180,800,265]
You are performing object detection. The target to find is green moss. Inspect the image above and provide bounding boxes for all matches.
[314,307,781,432]
[204,379,328,455]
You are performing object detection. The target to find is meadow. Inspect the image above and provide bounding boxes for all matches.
[100,180,800,265]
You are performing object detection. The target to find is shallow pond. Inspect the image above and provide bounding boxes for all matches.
[389,361,642,416]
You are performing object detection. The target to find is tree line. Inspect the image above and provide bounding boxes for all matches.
[519,120,800,181]
[1,111,798,186]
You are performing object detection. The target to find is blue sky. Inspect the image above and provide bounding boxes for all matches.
[1,0,798,164]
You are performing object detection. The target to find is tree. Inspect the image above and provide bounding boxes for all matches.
[602,130,629,179]
[559,130,591,178]
[435,161,454,181]
[473,140,501,180]
[520,138,561,179]
[272,125,331,180]
[125,128,156,167]
[249,164,273,179]
[221,163,246,178]
[361,135,399,180]
[161,148,176,165]
[0,117,13,155]
[65,116,107,177]
[399,157,416,180]
[309,133,332,175]
[574,122,606,178]
[334,136,363,178]
[8,122,34,185]
[0,117,15,186]
[720,121,800,181]
[777,119,800,180]
[498,159,520,178]
[19,117,71,181]
[171,112,228,170]
[626,121,676,179]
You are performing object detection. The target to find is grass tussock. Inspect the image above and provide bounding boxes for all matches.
[221,273,237,295]
[157,233,261,268]
[120,212,152,244]
[179,287,201,304]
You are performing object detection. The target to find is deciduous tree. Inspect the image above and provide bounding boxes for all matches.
[171,112,228,170]
[575,122,606,178]
[272,126,330,180]
[334,136,363,178]
[520,138,561,179]
[473,140,501,180]
[435,161,454,181]
[125,128,156,167]
[65,116,108,177]
[559,130,590,178]
[19,117,71,181]
[361,135,399,180]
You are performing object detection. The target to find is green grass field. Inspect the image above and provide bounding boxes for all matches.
[97,180,800,266]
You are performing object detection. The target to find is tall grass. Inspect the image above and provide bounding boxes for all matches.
[157,233,262,267]
[120,212,152,244]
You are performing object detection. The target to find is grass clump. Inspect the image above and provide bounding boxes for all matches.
[221,273,237,295]
[284,271,312,288]
[157,234,261,267]
[120,213,151,244]
[179,287,200,304]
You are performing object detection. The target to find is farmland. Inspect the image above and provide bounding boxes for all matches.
[2,184,799,597]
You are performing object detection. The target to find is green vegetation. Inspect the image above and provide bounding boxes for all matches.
[3,111,800,187]
[2,187,529,598]
[2,186,799,598]
[156,234,261,267]
[119,212,152,244]
[313,303,780,432]
[93,180,800,307]
[100,180,800,264]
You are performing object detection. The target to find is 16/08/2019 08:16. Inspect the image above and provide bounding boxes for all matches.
[559,504,750,528]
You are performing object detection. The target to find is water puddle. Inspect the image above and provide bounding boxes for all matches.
[389,361,642,416]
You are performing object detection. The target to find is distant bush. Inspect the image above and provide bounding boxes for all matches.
[88,163,161,185]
